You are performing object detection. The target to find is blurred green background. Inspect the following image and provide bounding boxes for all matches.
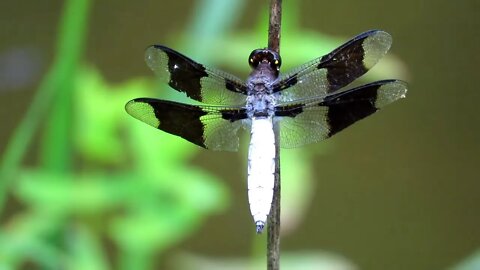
[0,0,479,269]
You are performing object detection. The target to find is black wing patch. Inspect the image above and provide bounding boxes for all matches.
[273,30,392,103]
[274,80,407,148]
[125,98,248,151]
[145,45,248,105]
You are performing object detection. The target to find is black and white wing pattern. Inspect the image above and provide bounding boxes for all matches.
[275,80,407,148]
[267,30,407,148]
[145,45,248,105]
[273,30,392,103]
[125,98,248,151]
[127,45,253,151]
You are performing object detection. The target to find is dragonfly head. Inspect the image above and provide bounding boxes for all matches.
[248,48,281,74]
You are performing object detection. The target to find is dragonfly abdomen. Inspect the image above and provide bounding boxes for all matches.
[247,117,275,233]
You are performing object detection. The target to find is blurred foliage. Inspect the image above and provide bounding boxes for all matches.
[0,0,415,269]
[0,58,229,270]
[0,0,228,268]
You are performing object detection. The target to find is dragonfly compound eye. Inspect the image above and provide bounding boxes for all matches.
[248,49,281,71]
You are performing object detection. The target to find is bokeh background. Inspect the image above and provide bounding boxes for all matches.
[1,0,479,269]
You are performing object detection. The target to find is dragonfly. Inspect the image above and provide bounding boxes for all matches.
[125,30,407,233]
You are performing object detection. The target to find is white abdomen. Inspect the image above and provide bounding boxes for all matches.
[247,117,275,231]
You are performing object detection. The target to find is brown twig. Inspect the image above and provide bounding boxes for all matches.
[267,1,282,269]
[268,0,282,53]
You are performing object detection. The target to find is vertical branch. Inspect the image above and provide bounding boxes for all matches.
[267,1,282,269]
[268,0,282,52]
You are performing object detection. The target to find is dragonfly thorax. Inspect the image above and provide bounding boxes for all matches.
[246,93,275,118]
[246,59,279,93]
[246,60,278,118]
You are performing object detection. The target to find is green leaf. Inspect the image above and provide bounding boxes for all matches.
[0,212,65,269]
[110,167,229,252]
[67,226,109,270]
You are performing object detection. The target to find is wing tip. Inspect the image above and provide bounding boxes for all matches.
[361,30,393,69]
[375,79,408,107]
[144,45,172,72]
[125,98,144,113]
[125,99,161,128]
[124,99,137,114]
